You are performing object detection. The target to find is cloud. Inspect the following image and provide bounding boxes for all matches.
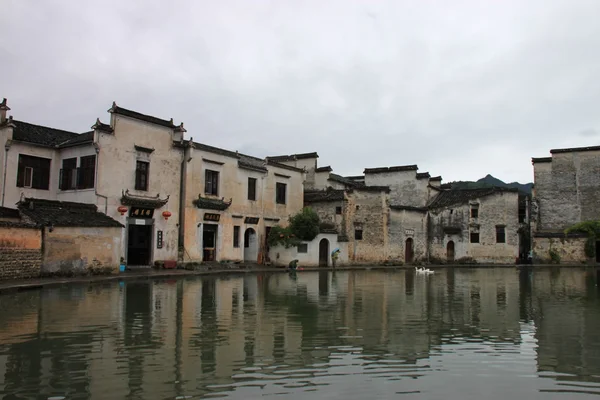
[3,0,600,184]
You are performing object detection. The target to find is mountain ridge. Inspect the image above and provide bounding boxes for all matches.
[446,174,533,194]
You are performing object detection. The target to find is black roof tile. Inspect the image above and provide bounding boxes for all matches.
[315,166,333,172]
[0,206,20,219]
[11,120,91,148]
[550,145,600,154]
[364,165,418,174]
[416,172,430,179]
[18,198,123,228]
[304,189,345,203]
[390,205,428,212]
[428,187,518,209]
[267,152,319,161]
[110,103,177,129]
[531,157,552,164]
[193,196,232,210]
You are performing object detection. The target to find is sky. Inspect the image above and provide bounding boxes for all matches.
[2,0,600,184]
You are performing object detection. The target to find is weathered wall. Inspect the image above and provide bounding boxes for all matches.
[344,190,389,264]
[364,170,429,207]
[388,209,428,263]
[306,200,345,234]
[42,226,122,274]
[532,235,588,264]
[533,150,600,232]
[429,192,520,264]
[269,234,348,267]
[182,148,305,263]
[0,225,42,280]
[97,114,183,263]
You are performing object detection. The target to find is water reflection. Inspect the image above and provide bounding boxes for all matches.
[0,268,599,399]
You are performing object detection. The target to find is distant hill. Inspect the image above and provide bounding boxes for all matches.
[446,174,533,194]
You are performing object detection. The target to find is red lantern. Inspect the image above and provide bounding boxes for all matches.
[162,210,172,220]
[117,206,128,216]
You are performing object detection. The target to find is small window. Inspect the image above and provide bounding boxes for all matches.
[135,161,149,191]
[355,229,363,240]
[78,155,96,189]
[17,154,51,190]
[276,182,286,204]
[470,232,480,243]
[518,206,526,223]
[297,243,308,253]
[59,158,77,190]
[450,209,453,215]
[205,170,219,196]
[496,226,506,243]
[335,206,342,215]
[470,207,479,218]
[233,226,240,248]
[248,177,257,201]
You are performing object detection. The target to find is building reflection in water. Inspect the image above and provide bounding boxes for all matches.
[0,268,598,398]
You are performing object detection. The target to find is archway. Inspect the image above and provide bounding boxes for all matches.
[447,241,455,263]
[244,228,258,263]
[319,238,329,267]
[405,238,414,263]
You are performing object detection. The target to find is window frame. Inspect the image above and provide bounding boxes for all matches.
[470,232,480,243]
[354,229,363,240]
[335,206,342,215]
[275,182,287,205]
[470,206,479,218]
[16,154,51,190]
[78,155,96,189]
[135,160,150,191]
[248,177,257,201]
[233,226,240,248]
[297,243,308,253]
[205,169,219,196]
[496,226,506,243]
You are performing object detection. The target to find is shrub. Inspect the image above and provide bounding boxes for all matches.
[549,248,561,264]
[565,220,600,259]
[268,207,321,248]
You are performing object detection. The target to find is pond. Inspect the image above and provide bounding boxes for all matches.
[0,267,599,399]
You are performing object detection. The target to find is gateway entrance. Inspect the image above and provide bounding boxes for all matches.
[127,224,153,266]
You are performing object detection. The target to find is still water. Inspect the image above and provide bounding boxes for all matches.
[0,268,599,399]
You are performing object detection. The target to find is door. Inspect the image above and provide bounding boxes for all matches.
[127,224,153,266]
[447,241,455,262]
[405,238,414,263]
[319,238,329,267]
[244,228,258,262]
[203,224,218,261]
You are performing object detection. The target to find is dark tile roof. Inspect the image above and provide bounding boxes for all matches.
[238,158,267,172]
[550,145,600,154]
[109,103,177,129]
[267,152,319,162]
[315,166,333,172]
[121,190,170,208]
[194,141,245,159]
[92,118,113,133]
[0,206,20,219]
[266,159,304,173]
[350,185,391,193]
[364,165,418,174]
[345,175,364,181]
[328,173,361,187]
[304,189,345,203]
[416,172,430,180]
[428,187,518,209]
[11,120,92,148]
[0,220,38,228]
[18,198,123,228]
[390,205,427,213]
[193,196,232,210]
[531,157,552,164]
[429,176,442,181]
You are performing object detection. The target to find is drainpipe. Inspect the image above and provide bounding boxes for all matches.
[93,142,108,214]
[178,148,186,259]
[1,141,9,207]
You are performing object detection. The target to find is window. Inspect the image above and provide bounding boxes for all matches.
[248,177,256,200]
[135,161,149,191]
[59,158,77,190]
[298,243,308,253]
[496,226,506,243]
[78,155,96,189]
[205,170,219,196]
[17,154,51,190]
[276,182,286,204]
[335,206,342,215]
[518,205,526,223]
[233,226,240,248]
[355,229,363,240]
[470,206,479,218]
[470,232,480,243]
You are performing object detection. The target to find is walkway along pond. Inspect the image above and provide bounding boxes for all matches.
[0,267,599,399]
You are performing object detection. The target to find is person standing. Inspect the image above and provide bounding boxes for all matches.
[331,249,340,268]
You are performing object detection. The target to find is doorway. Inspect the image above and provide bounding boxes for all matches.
[127,224,153,266]
[244,228,258,262]
[319,238,329,267]
[203,224,218,261]
[447,241,455,262]
[405,238,414,263]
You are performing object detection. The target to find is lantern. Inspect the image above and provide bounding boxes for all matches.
[117,206,128,216]
[162,210,172,220]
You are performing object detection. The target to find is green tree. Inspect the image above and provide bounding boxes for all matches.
[564,220,600,258]
[268,207,321,248]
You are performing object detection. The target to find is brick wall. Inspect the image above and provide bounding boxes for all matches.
[0,248,42,280]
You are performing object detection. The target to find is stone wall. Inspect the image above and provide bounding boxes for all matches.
[42,226,122,274]
[269,233,348,267]
[365,170,430,207]
[533,150,600,231]
[0,224,42,280]
[388,209,428,263]
[532,235,588,264]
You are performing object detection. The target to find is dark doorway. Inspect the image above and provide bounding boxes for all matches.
[265,226,272,264]
[203,224,218,261]
[596,241,600,263]
[319,238,329,267]
[447,241,455,262]
[244,228,258,262]
[127,224,152,266]
[405,238,414,263]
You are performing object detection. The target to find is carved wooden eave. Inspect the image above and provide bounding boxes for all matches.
[193,195,232,211]
[120,189,170,208]
[174,122,187,133]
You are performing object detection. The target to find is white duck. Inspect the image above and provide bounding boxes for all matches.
[415,267,434,274]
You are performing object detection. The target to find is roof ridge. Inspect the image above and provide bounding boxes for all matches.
[13,120,81,136]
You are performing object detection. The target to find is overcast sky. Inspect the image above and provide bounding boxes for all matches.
[2,0,600,183]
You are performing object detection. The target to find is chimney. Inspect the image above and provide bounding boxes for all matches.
[0,98,10,123]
